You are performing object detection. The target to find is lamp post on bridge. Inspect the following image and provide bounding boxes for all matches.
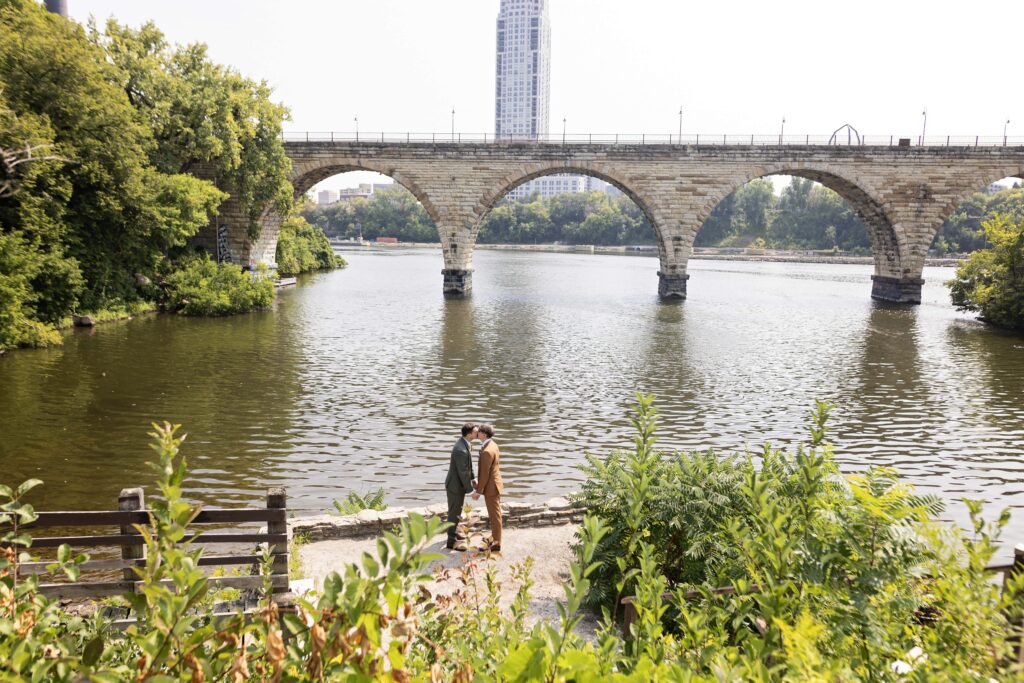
[779,116,785,145]
[451,107,455,141]
[678,106,683,143]
[354,116,359,142]
[920,108,927,146]
[1005,119,1010,146]
[562,117,566,144]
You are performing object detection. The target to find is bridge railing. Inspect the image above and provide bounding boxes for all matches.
[281,131,1024,147]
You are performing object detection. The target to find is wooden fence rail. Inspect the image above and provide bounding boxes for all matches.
[2,486,291,602]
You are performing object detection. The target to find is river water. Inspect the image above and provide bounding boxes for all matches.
[2,249,1023,540]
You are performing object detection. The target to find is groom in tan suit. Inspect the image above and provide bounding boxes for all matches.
[471,423,503,551]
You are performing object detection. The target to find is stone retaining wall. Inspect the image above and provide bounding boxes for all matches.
[291,496,583,542]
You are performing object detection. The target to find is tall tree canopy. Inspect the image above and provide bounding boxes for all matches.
[90,19,293,238]
[0,0,293,349]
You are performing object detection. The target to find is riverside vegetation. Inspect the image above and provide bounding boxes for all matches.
[3,397,1023,681]
[948,214,1024,331]
[0,1,339,351]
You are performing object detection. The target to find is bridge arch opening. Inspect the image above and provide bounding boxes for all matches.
[693,168,907,301]
[289,167,447,263]
[472,166,660,246]
[292,165,442,241]
[462,167,665,293]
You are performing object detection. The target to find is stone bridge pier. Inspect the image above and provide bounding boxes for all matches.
[195,141,1024,304]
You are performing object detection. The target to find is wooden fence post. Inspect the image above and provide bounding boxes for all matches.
[118,488,145,588]
[267,488,287,595]
[1010,544,1024,663]
[621,599,638,638]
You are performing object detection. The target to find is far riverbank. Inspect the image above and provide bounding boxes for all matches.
[331,241,964,267]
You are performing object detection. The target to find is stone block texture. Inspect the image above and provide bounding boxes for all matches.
[207,143,1024,303]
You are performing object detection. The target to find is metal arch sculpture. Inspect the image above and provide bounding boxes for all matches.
[829,124,862,146]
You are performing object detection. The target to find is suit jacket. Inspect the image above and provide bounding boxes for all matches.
[445,437,475,494]
[476,440,504,496]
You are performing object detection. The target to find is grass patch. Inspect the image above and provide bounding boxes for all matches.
[58,300,157,328]
[289,531,309,580]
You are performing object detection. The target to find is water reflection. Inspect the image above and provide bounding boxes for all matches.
[834,303,928,476]
[1,250,1022,533]
[0,312,303,509]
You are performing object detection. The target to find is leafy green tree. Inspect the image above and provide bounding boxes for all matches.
[0,0,225,309]
[547,191,609,232]
[694,192,737,246]
[934,187,1024,254]
[275,215,343,277]
[770,177,869,251]
[90,19,293,240]
[478,203,516,243]
[948,214,1024,329]
[0,85,83,349]
[734,178,775,238]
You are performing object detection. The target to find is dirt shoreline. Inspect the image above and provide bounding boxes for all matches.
[298,523,598,635]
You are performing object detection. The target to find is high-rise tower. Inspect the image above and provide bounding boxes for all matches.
[44,0,68,16]
[494,0,551,140]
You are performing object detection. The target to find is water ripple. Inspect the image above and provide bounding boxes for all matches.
[1,251,1023,535]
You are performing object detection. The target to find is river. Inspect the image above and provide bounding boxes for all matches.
[2,249,1023,540]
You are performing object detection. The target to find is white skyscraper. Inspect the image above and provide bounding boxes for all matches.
[495,0,603,201]
[495,0,551,140]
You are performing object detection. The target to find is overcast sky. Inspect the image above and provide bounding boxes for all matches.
[69,1,1024,192]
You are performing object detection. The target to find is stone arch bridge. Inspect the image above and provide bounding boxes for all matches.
[199,142,1024,303]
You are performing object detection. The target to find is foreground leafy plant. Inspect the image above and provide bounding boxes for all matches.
[331,487,388,516]
[3,402,1023,681]
[577,394,1024,680]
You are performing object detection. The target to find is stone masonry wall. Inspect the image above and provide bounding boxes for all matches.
[238,143,1024,302]
[290,496,583,542]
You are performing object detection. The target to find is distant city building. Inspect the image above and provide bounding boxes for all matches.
[507,173,584,200]
[316,182,396,205]
[585,176,622,197]
[504,174,623,201]
[44,0,68,17]
[494,0,550,141]
[317,189,339,205]
[495,0,597,201]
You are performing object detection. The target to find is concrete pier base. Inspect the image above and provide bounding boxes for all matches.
[870,275,923,304]
[442,269,473,297]
[658,271,689,300]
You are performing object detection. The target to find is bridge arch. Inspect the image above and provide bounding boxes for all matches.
[472,163,660,234]
[289,159,444,231]
[467,163,673,281]
[693,164,909,301]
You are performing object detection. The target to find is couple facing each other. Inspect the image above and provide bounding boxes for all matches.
[444,423,503,552]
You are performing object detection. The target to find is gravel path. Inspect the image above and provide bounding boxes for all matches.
[299,523,598,634]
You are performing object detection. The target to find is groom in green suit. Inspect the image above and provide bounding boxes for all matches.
[445,423,477,550]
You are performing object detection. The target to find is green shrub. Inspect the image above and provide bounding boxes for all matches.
[275,215,343,277]
[0,231,83,350]
[574,394,1022,679]
[2,407,1022,681]
[948,213,1024,329]
[331,487,387,515]
[164,254,274,316]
